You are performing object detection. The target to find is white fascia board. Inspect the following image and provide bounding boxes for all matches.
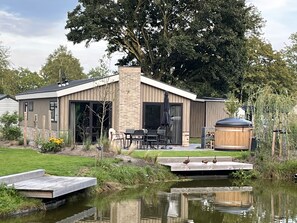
[16,92,58,100]
[15,75,119,100]
[57,75,119,97]
[194,98,226,102]
[141,76,197,100]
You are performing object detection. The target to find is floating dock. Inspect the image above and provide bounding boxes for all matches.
[158,156,253,172]
[0,169,97,199]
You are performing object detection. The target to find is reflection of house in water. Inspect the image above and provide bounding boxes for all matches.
[78,187,253,223]
[214,191,253,215]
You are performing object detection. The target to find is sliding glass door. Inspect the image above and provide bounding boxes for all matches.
[143,103,182,145]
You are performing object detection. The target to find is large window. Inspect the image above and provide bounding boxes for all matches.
[143,103,182,145]
[50,101,58,122]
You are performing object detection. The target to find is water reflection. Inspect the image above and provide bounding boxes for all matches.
[82,182,254,223]
[3,180,297,223]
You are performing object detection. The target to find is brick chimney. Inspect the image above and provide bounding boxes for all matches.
[118,67,142,132]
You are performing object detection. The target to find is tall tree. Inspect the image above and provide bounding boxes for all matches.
[0,42,10,94]
[41,45,86,84]
[3,68,44,96]
[282,32,297,75]
[66,0,262,96]
[242,36,296,100]
[87,55,114,78]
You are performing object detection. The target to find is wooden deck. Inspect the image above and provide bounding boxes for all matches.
[0,169,97,199]
[158,156,253,172]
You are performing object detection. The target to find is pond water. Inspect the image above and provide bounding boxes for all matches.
[3,179,297,223]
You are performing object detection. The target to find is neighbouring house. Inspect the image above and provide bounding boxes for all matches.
[0,94,19,116]
[15,66,227,146]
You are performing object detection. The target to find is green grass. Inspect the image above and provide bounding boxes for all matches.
[0,147,95,176]
[189,137,201,144]
[126,150,248,159]
[0,184,43,217]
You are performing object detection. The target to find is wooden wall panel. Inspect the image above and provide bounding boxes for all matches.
[205,102,228,128]
[59,82,119,132]
[141,84,191,132]
[190,101,205,138]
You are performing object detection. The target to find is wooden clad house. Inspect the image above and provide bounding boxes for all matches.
[0,94,19,116]
[15,66,227,146]
[16,67,196,146]
[190,98,228,138]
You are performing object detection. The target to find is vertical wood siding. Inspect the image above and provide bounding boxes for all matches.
[59,82,119,132]
[190,101,206,138]
[205,101,228,127]
[141,84,191,132]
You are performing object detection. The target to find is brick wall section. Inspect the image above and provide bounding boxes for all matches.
[118,67,142,132]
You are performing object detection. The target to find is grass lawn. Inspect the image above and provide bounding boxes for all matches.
[0,147,95,176]
[0,147,248,176]
[125,149,248,159]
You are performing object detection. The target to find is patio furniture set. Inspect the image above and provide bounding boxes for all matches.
[111,128,171,150]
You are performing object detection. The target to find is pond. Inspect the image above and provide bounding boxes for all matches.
[2,179,297,223]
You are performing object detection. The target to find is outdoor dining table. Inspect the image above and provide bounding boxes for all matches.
[123,129,163,150]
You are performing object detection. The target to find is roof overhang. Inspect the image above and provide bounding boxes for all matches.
[141,76,197,100]
[15,75,119,100]
[194,98,226,102]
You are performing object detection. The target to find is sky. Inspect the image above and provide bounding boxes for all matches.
[0,0,296,73]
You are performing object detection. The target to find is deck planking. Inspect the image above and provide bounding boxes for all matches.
[0,169,97,199]
[158,157,253,172]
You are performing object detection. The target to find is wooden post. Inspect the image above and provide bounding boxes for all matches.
[42,115,46,140]
[24,112,27,146]
[34,114,38,146]
[271,193,274,222]
[279,132,282,158]
[272,131,276,156]
[48,110,52,137]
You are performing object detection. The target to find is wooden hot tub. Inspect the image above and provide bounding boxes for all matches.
[214,118,253,151]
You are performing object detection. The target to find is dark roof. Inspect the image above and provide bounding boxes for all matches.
[16,78,97,96]
[0,94,6,100]
[0,94,16,101]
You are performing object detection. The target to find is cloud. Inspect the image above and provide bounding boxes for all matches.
[0,9,123,73]
[247,0,297,50]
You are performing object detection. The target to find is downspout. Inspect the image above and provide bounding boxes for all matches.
[57,97,60,136]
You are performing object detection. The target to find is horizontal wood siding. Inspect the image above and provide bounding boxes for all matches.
[141,84,191,132]
[59,82,119,132]
[205,101,228,128]
[0,98,18,116]
[190,101,206,138]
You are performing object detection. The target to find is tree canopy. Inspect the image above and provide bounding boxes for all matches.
[2,68,44,96]
[0,42,10,94]
[282,32,297,76]
[242,36,296,99]
[66,0,263,96]
[41,45,86,85]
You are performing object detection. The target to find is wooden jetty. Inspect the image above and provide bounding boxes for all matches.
[0,169,97,199]
[157,156,253,172]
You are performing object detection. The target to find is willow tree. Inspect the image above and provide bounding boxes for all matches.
[252,87,296,159]
[66,0,263,97]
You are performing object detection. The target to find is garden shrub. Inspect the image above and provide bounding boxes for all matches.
[40,137,64,153]
[0,112,23,140]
